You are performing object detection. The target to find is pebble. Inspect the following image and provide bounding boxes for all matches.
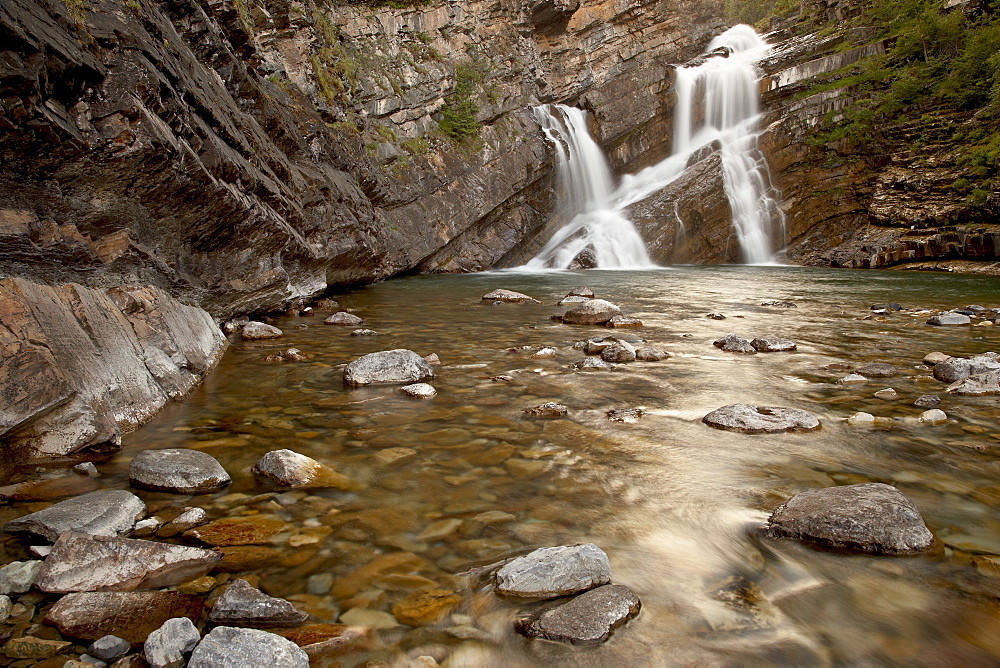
[284,348,308,361]
[350,329,379,336]
[374,447,418,466]
[88,636,130,663]
[338,608,399,629]
[838,374,868,385]
[919,409,948,424]
[706,313,726,320]
[914,394,941,408]
[847,412,876,425]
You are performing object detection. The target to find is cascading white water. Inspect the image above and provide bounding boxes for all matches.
[524,24,784,269]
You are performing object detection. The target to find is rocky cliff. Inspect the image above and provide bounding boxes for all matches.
[0,0,725,466]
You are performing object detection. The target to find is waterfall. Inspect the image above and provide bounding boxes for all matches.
[523,24,784,269]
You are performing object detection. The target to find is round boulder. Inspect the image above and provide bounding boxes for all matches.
[240,322,282,340]
[635,347,670,361]
[703,404,820,434]
[325,312,363,326]
[562,300,622,325]
[129,449,231,494]
[343,349,434,387]
[766,483,934,554]
[713,333,756,354]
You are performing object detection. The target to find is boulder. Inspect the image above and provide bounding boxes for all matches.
[208,579,308,628]
[751,336,797,352]
[481,289,540,304]
[399,383,437,398]
[3,489,145,542]
[495,543,611,598]
[0,560,42,594]
[713,333,756,354]
[188,627,309,668]
[600,341,636,363]
[129,449,231,494]
[522,402,568,418]
[325,312,363,326]
[566,287,594,298]
[562,300,622,325]
[34,532,220,592]
[933,355,1000,383]
[515,584,641,645]
[923,351,952,366]
[46,591,204,643]
[343,349,434,387]
[145,617,201,668]
[855,363,898,378]
[914,394,940,408]
[946,370,1000,395]
[241,322,282,340]
[88,636,130,663]
[702,404,821,433]
[766,483,933,554]
[926,313,971,326]
[919,409,948,424]
[252,450,354,490]
[635,347,670,361]
[573,358,610,371]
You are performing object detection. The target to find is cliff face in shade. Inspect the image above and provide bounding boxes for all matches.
[0,0,725,465]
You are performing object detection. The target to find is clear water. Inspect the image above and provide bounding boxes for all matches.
[11,266,995,666]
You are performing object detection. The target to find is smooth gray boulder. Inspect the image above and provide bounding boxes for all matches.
[129,449,231,494]
[324,312,363,326]
[240,322,282,340]
[0,560,42,594]
[3,490,145,542]
[399,383,437,398]
[767,483,933,554]
[601,341,636,363]
[713,333,756,354]
[88,636,130,663]
[947,370,1000,395]
[208,579,308,627]
[343,349,434,387]
[703,404,821,434]
[562,300,622,325]
[188,627,308,668]
[35,532,220,592]
[933,356,1000,383]
[515,584,641,645]
[751,336,797,352]
[252,450,354,490]
[495,543,611,598]
[145,617,201,668]
[926,312,971,325]
[482,289,540,304]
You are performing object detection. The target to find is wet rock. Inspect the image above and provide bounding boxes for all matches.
[144,617,200,668]
[855,363,898,378]
[933,355,1000,383]
[374,447,418,467]
[418,519,463,542]
[566,286,594,298]
[873,388,898,400]
[760,300,796,308]
[766,483,933,554]
[188,627,308,668]
[607,408,644,423]
[495,543,611,598]
[635,347,670,361]
[338,608,399,629]
[0,560,42,594]
[0,476,101,501]
[926,312,971,326]
[706,313,726,320]
[606,315,643,328]
[35,532,219,593]
[919,409,948,424]
[0,594,10,622]
[241,322,283,340]
[325,312,364,326]
[47,591,204,643]
[914,394,941,408]
[3,636,71,659]
[88,636,130,663]
[183,515,287,546]
[847,412,876,425]
[713,333,756,354]
[284,349,308,362]
[350,329,379,336]
[531,347,558,359]
[562,300,622,325]
[573,358,610,371]
[133,518,162,537]
[702,404,821,434]
[522,403,568,418]
[481,290,540,304]
[156,507,208,538]
[276,624,372,659]
[947,371,1000,395]
[515,584,641,645]
[871,303,902,311]
[3,489,145,542]
[74,462,101,477]
[505,458,552,478]
[129,449,231,494]
[558,296,590,305]
[751,336,797,352]
[583,337,611,354]
[400,383,437,398]
[215,546,281,573]
[252,450,354,490]
[923,351,952,366]
[344,349,434,387]
[601,341,636,363]
[837,374,868,385]
[209,579,308,628]
[391,589,462,626]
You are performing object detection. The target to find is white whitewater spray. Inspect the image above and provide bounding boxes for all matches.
[525,24,783,269]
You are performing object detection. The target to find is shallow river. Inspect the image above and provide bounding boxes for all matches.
[19,266,1000,665]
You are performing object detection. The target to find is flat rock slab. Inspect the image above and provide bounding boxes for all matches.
[703,404,821,434]
[562,300,622,325]
[482,289,540,304]
[46,591,204,643]
[4,489,145,542]
[767,482,933,554]
[129,449,231,494]
[252,450,354,490]
[209,578,308,627]
[183,515,287,546]
[855,363,898,378]
[325,312,363,326]
[516,584,641,645]
[35,532,220,592]
[343,349,434,387]
[241,322,282,340]
[927,313,971,325]
[947,370,1000,395]
[714,333,756,354]
[189,627,309,668]
[751,337,797,352]
[495,543,611,599]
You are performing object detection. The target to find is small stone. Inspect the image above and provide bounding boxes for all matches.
[923,351,952,366]
[522,402,568,418]
[706,313,726,320]
[926,313,971,326]
[252,450,355,490]
[600,341,636,363]
[702,404,820,433]
[241,322,283,340]
[178,576,217,595]
[188,627,308,668]
[0,594,11,623]
[562,300,622,325]
[495,543,611,599]
[74,462,100,477]
[391,590,462,626]
[374,447,417,466]
[284,348,308,362]
[855,363,898,378]
[88,636,130,663]
[606,315,642,328]
[635,347,670,361]
[490,374,514,382]
[532,347,558,359]
[914,394,940,408]
[3,490,145,542]
[350,329,379,337]
[325,312,364,326]
[418,519,463,542]
[871,303,902,311]
[838,374,868,385]
[481,289,540,304]
[760,300,796,308]
[128,449,231,494]
[344,349,434,387]
[713,333,756,354]
[558,296,589,305]
[209,579,308,627]
[29,545,51,558]
[919,409,948,424]
[132,518,162,537]
[847,412,876,425]
[566,286,594,298]
[572,358,610,371]
[156,507,208,537]
[47,591,204,643]
[0,560,42,594]
[3,636,71,659]
[144,617,201,668]
[399,383,437,398]
[606,408,643,423]
[873,388,898,400]
[515,584,641,645]
[750,336,797,352]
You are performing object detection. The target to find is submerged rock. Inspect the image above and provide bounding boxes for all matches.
[481,289,540,304]
[607,408,644,423]
[209,579,308,627]
[562,300,622,325]
[325,312,364,326]
[350,329,379,337]
[145,617,201,668]
[750,336,797,352]
[522,402,568,418]
[873,388,898,399]
[46,591,204,643]
[343,349,434,387]
[495,543,611,598]
[914,394,941,408]
[926,312,971,326]
[252,450,354,490]
[183,515,287,547]
[4,489,145,542]
[760,300,796,308]
[855,363,898,378]
[947,370,1000,395]
[189,627,309,668]
[702,404,820,434]
[766,483,933,554]
[713,333,756,354]
[391,589,462,626]
[573,358,611,371]
[515,584,641,645]
[241,322,282,340]
[871,303,902,311]
[129,449,231,494]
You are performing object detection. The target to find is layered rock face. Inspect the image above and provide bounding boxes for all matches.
[0,0,724,462]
